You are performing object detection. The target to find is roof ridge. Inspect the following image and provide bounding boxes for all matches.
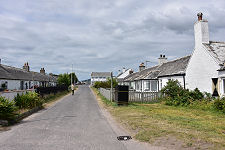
[209,41,225,44]
[141,55,191,71]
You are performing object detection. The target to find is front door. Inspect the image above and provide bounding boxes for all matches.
[212,78,219,96]
[20,81,24,90]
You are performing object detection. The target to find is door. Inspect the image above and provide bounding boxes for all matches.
[212,78,219,96]
[20,81,24,90]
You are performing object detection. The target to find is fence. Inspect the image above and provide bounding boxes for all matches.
[98,88,162,103]
[36,86,68,96]
[99,88,115,101]
[129,91,161,102]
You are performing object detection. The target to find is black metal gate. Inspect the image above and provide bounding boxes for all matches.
[115,85,129,105]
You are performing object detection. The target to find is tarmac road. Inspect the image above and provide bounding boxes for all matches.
[0,85,127,150]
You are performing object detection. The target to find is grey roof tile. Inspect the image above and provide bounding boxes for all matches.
[123,55,191,82]
[203,41,225,64]
[91,72,111,77]
[0,64,57,82]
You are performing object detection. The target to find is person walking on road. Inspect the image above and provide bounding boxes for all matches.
[71,84,75,95]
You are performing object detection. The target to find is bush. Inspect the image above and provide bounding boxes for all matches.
[161,80,204,106]
[0,96,18,121]
[93,78,118,89]
[213,97,225,113]
[14,92,43,109]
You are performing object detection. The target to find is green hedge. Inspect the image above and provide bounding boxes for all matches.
[14,92,44,109]
[93,78,118,89]
[0,96,18,121]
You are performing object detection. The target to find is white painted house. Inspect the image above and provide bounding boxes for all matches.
[0,62,57,91]
[120,13,225,97]
[91,72,111,85]
[185,13,225,97]
[121,55,190,92]
[117,68,133,84]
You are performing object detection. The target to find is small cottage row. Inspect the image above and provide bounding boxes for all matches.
[119,13,225,97]
[0,62,57,91]
[91,13,225,98]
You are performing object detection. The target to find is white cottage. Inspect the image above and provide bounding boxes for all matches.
[121,55,190,92]
[185,13,225,97]
[91,72,112,85]
[0,62,57,91]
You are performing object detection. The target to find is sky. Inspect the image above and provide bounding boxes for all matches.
[1,0,225,80]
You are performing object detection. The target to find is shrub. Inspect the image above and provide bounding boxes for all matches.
[93,78,118,89]
[189,88,204,101]
[161,80,204,106]
[213,97,225,113]
[0,96,18,121]
[14,92,43,109]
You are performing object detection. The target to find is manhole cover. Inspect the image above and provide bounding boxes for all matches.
[117,136,132,141]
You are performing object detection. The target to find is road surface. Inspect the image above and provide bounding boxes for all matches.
[0,85,156,150]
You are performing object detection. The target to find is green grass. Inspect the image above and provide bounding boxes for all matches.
[92,87,225,149]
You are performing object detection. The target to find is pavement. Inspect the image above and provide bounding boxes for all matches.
[0,85,164,150]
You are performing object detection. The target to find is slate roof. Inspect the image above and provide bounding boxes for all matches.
[203,41,225,64]
[0,64,57,82]
[157,55,191,77]
[91,72,111,77]
[117,69,129,78]
[123,55,191,82]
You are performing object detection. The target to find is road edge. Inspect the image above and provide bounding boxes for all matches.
[90,87,167,150]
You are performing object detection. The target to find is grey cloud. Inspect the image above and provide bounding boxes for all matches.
[0,0,225,80]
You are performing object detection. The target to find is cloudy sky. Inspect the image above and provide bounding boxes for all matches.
[1,0,225,80]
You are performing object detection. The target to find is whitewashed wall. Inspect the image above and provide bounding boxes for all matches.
[117,69,132,79]
[158,76,184,91]
[91,77,108,85]
[0,90,35,101]
[185,46,219,93]
[0,80,20,90]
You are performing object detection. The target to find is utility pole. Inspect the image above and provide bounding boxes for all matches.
[71,64,73,86]
[110,72,113,101]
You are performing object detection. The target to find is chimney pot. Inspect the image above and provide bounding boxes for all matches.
[158,54,167,65]
[139,62,145,72]
[197,12,203,21]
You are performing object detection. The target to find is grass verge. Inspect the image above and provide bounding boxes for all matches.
[92,87,225,150]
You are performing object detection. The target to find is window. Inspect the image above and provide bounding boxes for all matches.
[145,81,150,91]
[130,82,135,89]
[223,79,225,94]
[150,80,158,91]
[160,79,162,89]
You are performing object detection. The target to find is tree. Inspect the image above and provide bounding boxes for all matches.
[57,73,78,87]
[69,73,78,85]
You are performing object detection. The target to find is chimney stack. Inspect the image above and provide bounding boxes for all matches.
[40,68,45,74]
[158,54,167,65]
[23,62,30,72]
[122,67,126,73]
[194,12,209,46]
[139,62,145,72]
[129,69,134,74]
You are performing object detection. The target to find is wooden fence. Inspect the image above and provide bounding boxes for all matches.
[98,88,162,103]
[129,91,161,102]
